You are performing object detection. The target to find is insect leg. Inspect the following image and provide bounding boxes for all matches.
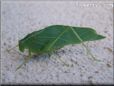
[7,44,18,52]
[48,50,71,67]
[57,56,70,67]
[16,49,32,71]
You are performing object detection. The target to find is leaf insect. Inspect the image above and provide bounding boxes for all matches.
[7,25,106,70]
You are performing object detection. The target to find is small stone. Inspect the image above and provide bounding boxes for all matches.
[70,64,74,67]
[73,73,75,75]
[88,76,93,79]
[104,30,108,33]
[107,63,112,67]
[94,71,99,73]
[4,42,6,46]
[80,74,83,77]
[64,71,69,73]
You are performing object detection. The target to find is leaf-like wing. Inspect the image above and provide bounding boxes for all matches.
[19,25,105,53]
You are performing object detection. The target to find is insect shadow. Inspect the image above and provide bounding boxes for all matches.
[31,53,51,63]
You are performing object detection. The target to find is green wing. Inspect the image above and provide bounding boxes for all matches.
[19,25,105,53]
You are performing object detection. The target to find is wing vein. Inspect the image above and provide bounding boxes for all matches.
[47,28,68,50]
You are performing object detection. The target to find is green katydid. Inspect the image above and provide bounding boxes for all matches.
[7,25,106,70]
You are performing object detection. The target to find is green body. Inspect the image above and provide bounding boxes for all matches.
[19,25,105,54]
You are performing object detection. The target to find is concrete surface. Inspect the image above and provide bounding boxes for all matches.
[1,0,113,84]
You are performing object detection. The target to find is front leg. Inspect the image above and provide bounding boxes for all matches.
[16,49,32,71]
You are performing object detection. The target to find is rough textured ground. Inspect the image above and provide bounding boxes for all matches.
[1,0,113,84]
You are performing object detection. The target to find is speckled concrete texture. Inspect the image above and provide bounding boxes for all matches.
[1,0,113,84]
